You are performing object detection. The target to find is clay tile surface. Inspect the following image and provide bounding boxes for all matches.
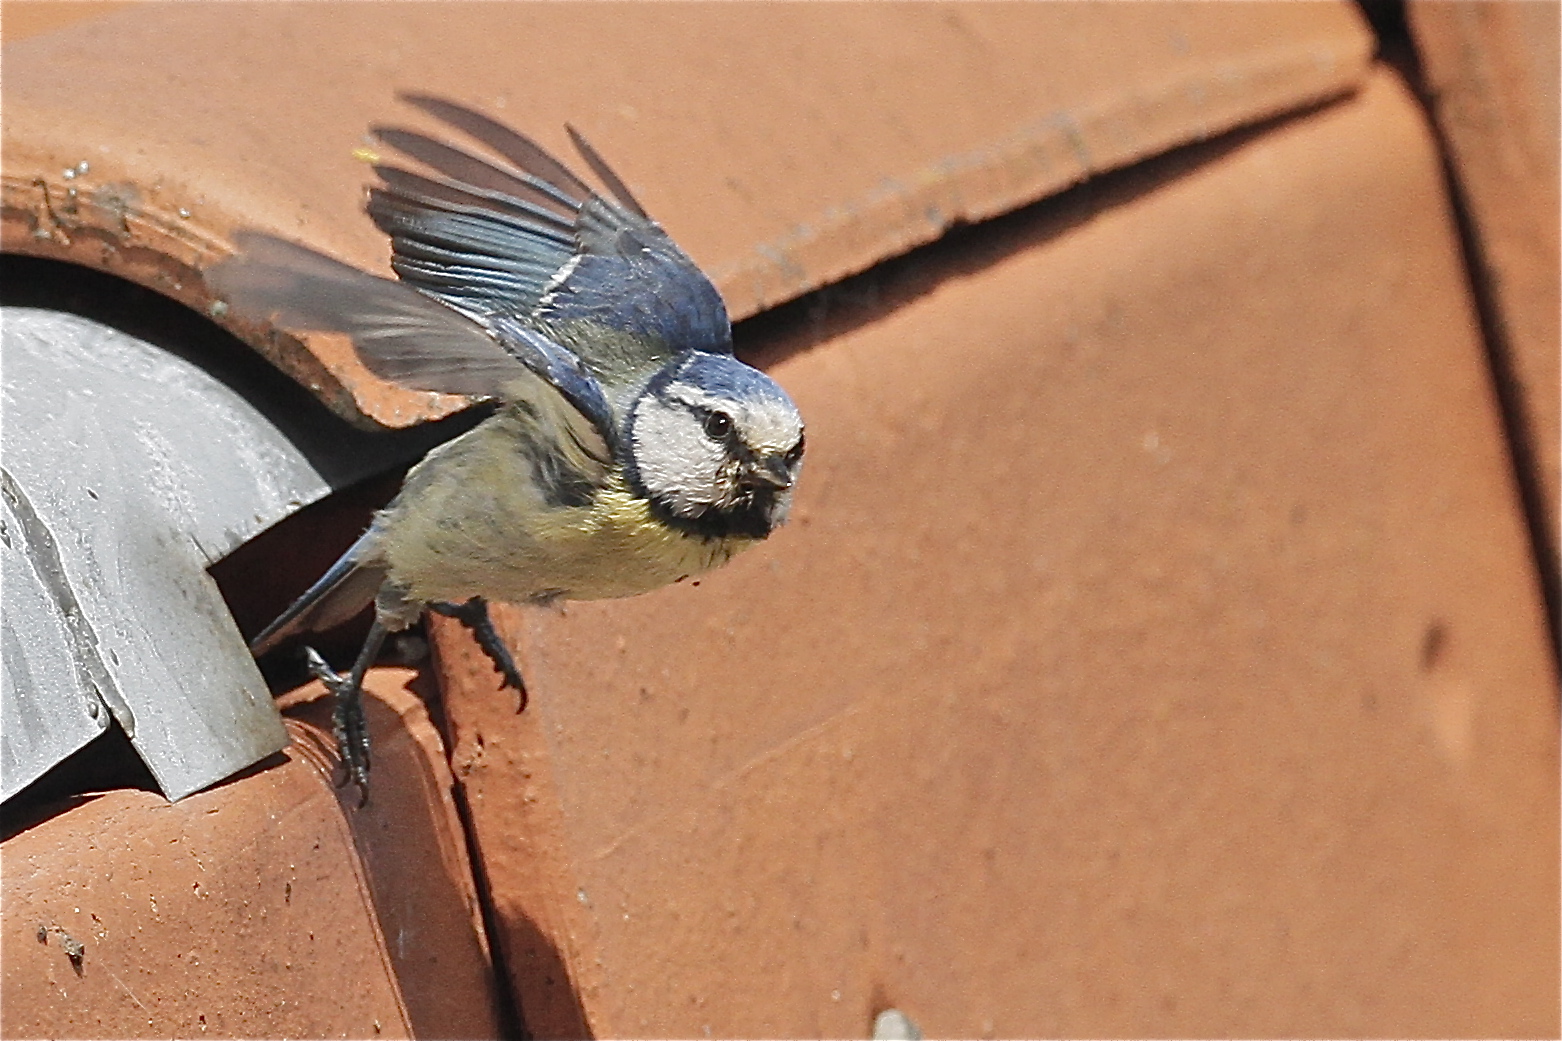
[1408,0,1561,572]
[1,669,504,1040]
[3,1,1370,427]
[433,68,1559,1037]
[5,4,1557,1038]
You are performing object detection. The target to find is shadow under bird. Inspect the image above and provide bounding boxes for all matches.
[210,95,805,800]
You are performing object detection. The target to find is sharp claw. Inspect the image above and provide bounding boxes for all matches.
[303,646,335,684]
[482,632,529,711]
[433,597,530,711]
[305,645,371,805]
[496,657,526,695]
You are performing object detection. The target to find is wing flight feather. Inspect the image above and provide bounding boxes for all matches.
[369,96,735,384]
[208,232,615,454]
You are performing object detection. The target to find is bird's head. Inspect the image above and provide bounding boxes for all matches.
[627,352,805,540]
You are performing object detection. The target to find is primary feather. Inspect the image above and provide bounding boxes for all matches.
[369,95,734,392]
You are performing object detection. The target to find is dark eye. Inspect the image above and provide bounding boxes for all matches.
[702,411,733,440]
[786,433,806,461]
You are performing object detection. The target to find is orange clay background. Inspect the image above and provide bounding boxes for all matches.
[2,4,1556,1038]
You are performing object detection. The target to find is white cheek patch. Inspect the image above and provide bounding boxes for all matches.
[631,399,731,514]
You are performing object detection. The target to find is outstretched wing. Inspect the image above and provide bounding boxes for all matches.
[208,231,617,458]
[366,94,733,392]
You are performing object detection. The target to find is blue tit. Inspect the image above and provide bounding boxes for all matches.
[209,95,805,799]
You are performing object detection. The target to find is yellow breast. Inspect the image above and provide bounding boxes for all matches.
[387,474,757,607]
[555,488,755,601]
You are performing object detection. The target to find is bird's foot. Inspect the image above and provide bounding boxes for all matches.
[304,646,370,806]
[431,597,529,711]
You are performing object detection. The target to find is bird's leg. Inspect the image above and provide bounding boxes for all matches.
[303,619,389,806]
[430,596,528,711]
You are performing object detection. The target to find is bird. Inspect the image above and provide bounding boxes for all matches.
[208,95,805,800]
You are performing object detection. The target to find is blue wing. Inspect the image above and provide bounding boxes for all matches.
[208,232,618,458]
[366,95,734,391]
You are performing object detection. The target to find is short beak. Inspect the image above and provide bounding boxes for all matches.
[742,456,794,491]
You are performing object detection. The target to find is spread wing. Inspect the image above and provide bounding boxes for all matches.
[366,94,733,393]
[208,231,617,458]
